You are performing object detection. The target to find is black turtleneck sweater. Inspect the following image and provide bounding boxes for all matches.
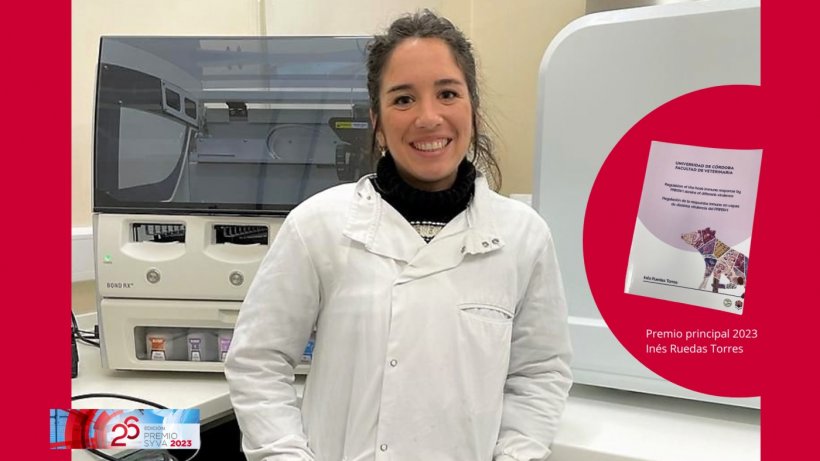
[371,154,476,243]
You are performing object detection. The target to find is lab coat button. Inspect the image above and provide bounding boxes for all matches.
[482,241,489,248]
[460,245,466,254]
[380,444,388,452]
[492,238,500,245]
[389,359,398,367]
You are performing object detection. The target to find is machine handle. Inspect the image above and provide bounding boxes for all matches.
[218,310,239,324]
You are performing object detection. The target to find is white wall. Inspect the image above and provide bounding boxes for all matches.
[262,0,442,35]
[467,0,585,195]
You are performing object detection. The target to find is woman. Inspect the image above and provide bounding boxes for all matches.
[225,10,572,461]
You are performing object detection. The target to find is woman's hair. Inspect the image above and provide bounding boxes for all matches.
[366,9,501,190]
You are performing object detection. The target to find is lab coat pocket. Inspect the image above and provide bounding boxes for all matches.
[459,303,513,323]
[455,302,513,415]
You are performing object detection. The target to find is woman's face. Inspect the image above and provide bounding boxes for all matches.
[374,37,473,192]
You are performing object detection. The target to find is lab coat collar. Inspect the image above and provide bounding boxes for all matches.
[342,174,505,268]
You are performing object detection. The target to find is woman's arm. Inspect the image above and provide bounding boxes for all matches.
[224,218,321,461]
[494,234,573,461]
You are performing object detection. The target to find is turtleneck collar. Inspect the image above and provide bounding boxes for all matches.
[370,153,476,224]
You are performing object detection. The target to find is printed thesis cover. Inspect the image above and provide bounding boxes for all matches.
[625,141,762,315]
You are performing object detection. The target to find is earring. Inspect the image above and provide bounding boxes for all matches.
[379,146,387,157]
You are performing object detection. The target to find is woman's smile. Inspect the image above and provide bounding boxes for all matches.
[374,37,473,192]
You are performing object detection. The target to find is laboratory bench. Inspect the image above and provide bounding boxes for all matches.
[71,313,759,461]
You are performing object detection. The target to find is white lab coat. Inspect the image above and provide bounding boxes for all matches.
[225,174,572,461]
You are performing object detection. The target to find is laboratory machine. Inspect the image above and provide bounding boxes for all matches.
[93,36,372,372]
